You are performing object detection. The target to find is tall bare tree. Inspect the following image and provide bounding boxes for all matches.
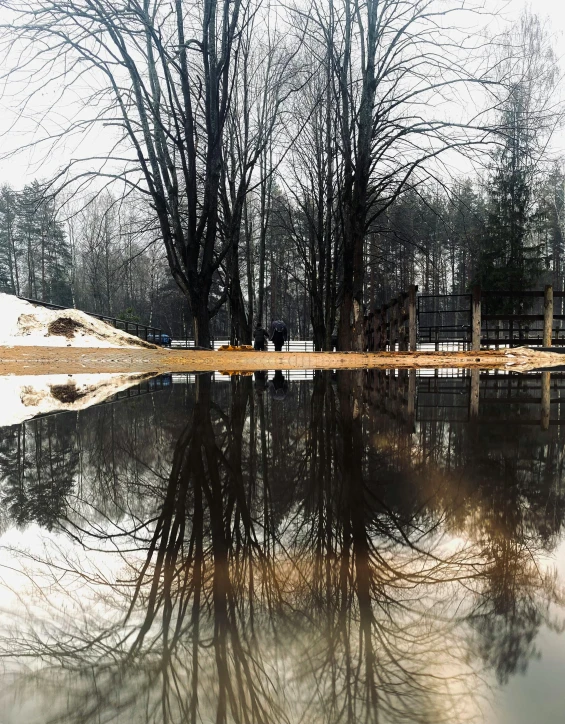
[220,8,303,343]
[290,0,499,349]
[0,0,254,345]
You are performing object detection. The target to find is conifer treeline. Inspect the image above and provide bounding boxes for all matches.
[0,181,71,306]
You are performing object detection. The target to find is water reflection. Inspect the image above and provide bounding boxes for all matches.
[0,370,565,723]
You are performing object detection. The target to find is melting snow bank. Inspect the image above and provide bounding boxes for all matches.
[0,293,157,348]
[0,372,157,426]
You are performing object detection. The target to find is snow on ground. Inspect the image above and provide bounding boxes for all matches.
[0,293,156,348]
[0,372,156,427]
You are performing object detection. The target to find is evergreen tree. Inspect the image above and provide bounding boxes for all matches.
[448,180,487,293]
[477,84,543,308]
[476,12,558,313]
[539,165,565,291]
[0,185,19,294]
[17,181,73,305]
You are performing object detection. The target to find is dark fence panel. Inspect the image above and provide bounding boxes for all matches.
[414,289,565,349]
[417,294,472,348]
[480,290,565,347]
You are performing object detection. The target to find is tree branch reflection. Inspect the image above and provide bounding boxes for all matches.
[0,371,564,722]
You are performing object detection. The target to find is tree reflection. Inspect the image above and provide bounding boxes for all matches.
[290,371,484,723]
[0,371,564,722]
[0,417,77,529]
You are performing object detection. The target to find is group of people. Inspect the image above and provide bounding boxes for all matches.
[254,369,289,400]
[252,321,289,402]
[253,320,288,352]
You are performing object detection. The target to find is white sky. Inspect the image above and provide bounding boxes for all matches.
[1,0,565,189]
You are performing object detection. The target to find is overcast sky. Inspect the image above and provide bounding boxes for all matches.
[529,0,565,32]
[1,0,565,190]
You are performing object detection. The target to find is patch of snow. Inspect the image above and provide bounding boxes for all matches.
[0,293,156,348]
[0,372,156,427]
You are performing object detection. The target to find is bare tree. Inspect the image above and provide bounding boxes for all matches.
[0,0,255,346]
[287,0,499,349]
[219,8,303,343]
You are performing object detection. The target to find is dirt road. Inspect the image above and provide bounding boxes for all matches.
[1,345,564,375]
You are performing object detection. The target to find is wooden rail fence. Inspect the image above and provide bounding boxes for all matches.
[365,285,418,352]
[366,285,565,351]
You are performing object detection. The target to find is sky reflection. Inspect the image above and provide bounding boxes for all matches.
[0,369,565,723]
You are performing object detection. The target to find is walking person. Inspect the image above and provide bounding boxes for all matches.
[269,319,288,352]
[254,370,267,393]
[253,322,269,351]
[268,370,289,400]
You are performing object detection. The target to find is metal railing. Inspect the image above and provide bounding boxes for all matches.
[417,293,472,348]
[171,338,315,352]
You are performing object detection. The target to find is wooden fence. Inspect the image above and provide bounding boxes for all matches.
[365,286,417,352]
[479,286,565,347]
[366,285,565,351]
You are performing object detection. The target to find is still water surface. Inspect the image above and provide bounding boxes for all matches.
[1,369,565,723]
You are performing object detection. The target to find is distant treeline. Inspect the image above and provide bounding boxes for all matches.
[0,0,561,348]
[1,163,564,341]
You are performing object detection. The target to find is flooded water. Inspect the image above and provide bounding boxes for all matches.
[1,368,565,723]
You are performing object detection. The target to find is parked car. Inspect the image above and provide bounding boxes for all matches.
[146,332,172,346]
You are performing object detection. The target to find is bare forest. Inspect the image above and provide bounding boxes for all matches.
[0,1,563,348]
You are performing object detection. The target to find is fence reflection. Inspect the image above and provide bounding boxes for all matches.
[0,371,564,722]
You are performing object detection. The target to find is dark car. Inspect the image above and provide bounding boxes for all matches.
[146,332,172,346]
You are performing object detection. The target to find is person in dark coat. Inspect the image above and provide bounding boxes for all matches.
[268,370,288,400]
[269,319,288,352]
[253,322,269,351]
[254,370,267,393]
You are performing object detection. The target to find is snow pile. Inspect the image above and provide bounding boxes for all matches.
[0,372,156,426]
[0,294,157,348]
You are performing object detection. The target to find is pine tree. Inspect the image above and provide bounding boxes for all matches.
[476,12,558,314]
[17,181,73,305]
[0,185,19,294]
[448,180,487,294]
[477,84,544,312]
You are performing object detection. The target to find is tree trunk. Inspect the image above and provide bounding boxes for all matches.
[228,265,251,345]
[257,146,272,327]
[191,285,212,348]
[244,197,254,330]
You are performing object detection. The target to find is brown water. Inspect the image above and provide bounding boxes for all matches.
[1,369,565,723]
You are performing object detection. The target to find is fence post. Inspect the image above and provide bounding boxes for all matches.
[470,369,480,418]
[399,296,407,351]
[394,299,400,350]
[544,284,553,347]
[408,285,417,351]
[407,369,416,430]
[366,312,373,351]
[472,285,481,351]
[383,306,388,351]
[541,371,550,430]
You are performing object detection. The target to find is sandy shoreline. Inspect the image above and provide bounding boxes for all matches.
[1,345,564,375]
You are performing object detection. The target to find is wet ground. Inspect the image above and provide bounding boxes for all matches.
[1,368,565,723]
[0,344,561,376]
